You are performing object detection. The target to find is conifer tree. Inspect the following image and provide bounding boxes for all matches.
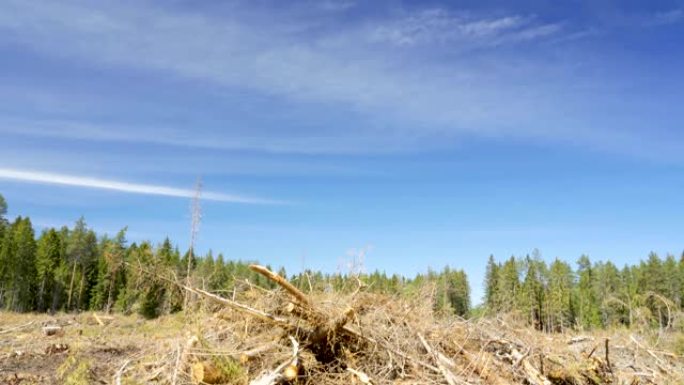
[496,256,520,312]
[0,218,14,308]
[66,218,97,310]
[91,229,127,312]
[547,258,574,331]
[662,254,681,308]
[484,255,500,310]
[520,256,546,330]
[9,217,37,311]
[594,262,622,326]
[576,255,601,329]
[35,229,64,312]
[0,193,7,226]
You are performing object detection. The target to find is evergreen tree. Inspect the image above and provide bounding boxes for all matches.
[65,218,99,310]
[7,217,37,311]
[496,256,520,312]
[547,258,574,332]
[0,193,7,226]
[0,218,15,308]
[91,228,127,312]
[662,254,681,309]
[35,229,64,312]
[484,255,500,310]
[520,256,546,331]
[617,265,639,327]
[576,255,601,329]
[594,262,622,326]
[448,269,470,317]
[639,252,670,328]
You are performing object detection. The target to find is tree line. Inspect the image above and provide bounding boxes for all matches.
[0,194,470,319]
[484,250,684,332]
[2,193,682,331]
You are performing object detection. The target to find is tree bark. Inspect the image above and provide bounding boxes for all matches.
[67,262,77,310]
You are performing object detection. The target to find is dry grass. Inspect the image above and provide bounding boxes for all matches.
[1,268,683,385]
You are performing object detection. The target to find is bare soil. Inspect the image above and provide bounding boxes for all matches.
[1,269,683,385]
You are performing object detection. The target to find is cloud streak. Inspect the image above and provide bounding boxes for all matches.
[0,0,679,161]
[0,168,281,204]
[0,1,585,142]
[370,10,561,47]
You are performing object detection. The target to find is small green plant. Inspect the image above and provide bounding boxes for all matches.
[57,355,92,385]
[206,355,248,385]
[674,334,684,356]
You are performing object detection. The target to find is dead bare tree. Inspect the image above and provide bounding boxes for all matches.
[184,177,203,310]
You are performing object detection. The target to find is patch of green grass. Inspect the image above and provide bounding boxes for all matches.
[57,354,92,385]
[213,355,248,384]
[673,333,684,356]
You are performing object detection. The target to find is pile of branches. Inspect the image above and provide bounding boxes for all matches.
[164,265,684,385]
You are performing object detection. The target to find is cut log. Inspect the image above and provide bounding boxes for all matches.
[249,264,311,307]
[567,336,594,345]
[42,325,63,337]
[418,333,459,385]
[92,312,104,326]
[511,348,551,385]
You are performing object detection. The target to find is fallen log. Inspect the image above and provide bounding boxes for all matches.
[511,348,551,385]
[249,264,311,308]
[42,325,62,337]
[567,336,594,345]
[418,333,460,385]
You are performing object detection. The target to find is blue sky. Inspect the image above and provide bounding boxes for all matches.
[1,0,683,303]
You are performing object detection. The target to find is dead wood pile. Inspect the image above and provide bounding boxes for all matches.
[166,265,684,385]
[2,264,682,384]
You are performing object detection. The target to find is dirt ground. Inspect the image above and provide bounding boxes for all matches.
[0,312,184,384]
[1,282,683,385]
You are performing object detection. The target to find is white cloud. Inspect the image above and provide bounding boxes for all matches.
[0,1,580,140]
[317,0,356,12]
[0,168,281,204]
[369,9,561,47]
[0,0,673,161]
[0,117,418,155]
[651,9,683,25]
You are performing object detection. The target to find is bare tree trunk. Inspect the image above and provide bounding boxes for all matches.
[67,262,77,310]
[51,281,61,313]
[37,278,46,312]
[77,272,86,310]
[106,268,117,314]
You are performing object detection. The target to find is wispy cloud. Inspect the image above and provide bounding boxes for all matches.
[370,9,562,47]
[649,9,683,26]
[0,117,419,155]
[317,0,356,12]
[0,168,281,204]
[0,1,585,143]
[0,0,678,161]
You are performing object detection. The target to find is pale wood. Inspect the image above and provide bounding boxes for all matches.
[239,341,280,364]
[93,312,104,326]
[347,368,373,384]
[249,264,311,307]
[418,333,459,385]
[249,336,299,385]
[183,285,292,328]
[42,325,62,336]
